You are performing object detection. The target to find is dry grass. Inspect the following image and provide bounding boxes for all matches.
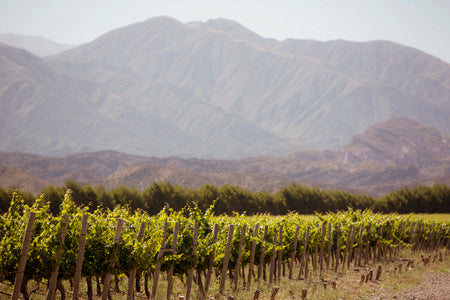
[1,249,448,299]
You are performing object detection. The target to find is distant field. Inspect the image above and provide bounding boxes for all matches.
[405,213,450,223]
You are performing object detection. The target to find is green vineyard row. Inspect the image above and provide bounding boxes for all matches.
[1,190,449,298]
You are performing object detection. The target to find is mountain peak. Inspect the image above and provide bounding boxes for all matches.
[340,118,450,167]
[141,15,184,27]
[203,18,261,39]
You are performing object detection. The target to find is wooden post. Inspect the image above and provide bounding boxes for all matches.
[233,224,247,291]
[205,224,219,296]
[364,224,371,265]
[342,225,353,270]
[247,224,259,288]
[334,223,341,272]
[312,224,319,274]
[253,289,261,300]
[186,223,199,300]
[356,224,364,267]
[220,225,235,294]
[125,222,146,300]
[257,226,268,282]
[377,225,384,262]
[319,222,326,274]
[326,223,332,269]
[102,218,124,300]
[166,222,179,300]
[277,226,283,281]
[269,230,277,284]
[409,222,416,252]
[298,225,310,280]
[347,225,356,269]
[47,214,70,300]
[73,214,89,300]
[434,226,443,251]
[151,221,169,300]
[12,212,36,300]
[270,287,279,300]
[288,226,299,279]
[375,265,382,280]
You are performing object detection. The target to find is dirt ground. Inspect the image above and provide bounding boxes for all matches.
[363,254,450,300]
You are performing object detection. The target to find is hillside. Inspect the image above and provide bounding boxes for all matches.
[0,119,448,196]
[0,16,448,158]
[0,165,49,193]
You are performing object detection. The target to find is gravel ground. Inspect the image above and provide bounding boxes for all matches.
[368,270,450,300]
[395,271,450,300]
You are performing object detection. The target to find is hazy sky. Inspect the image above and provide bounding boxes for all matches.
[1,0,449,62]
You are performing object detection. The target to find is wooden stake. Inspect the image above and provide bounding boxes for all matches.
[277,226,283,281]
[151,221,169,300]
[47,214,70,300]
[375,266,382,280]
[298,225,310,280]
[327,223,332,269]
[73,214,89,300]
[102,218,124,300]
[220,225,235,294]
[356,224,364,267]
[205,224,219,296]
[334,223,341,272]
[12,212,36,300]
[347,225,356,269]
[319,222,326,274]
[288,226,299,279]
[247,224,259,288]
[186,223,199,300]
[342,225,353,270]
[269,230,277,284]
[270,287,279,300]
[253,289,260,300]
[364,223,371,265]
[257,226,268,282]
[166,222,179,300]
[233,224,247,290]
[312,224,319,274]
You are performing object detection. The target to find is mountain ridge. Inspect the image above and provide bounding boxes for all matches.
[0,118,448,196]
[1,16,449,158]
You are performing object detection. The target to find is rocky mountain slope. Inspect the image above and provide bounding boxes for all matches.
[0,16,449,158]
[1,119,448,196]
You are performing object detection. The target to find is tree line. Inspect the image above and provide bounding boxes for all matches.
[0,180,449,215]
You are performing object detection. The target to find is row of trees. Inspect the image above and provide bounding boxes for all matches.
[0,180,449,215]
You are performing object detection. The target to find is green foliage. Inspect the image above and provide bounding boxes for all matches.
[0,190,449,291]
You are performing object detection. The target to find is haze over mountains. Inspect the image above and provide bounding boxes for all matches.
[0,16,449,159]
[0,118,449,196]
[0,33,74,57]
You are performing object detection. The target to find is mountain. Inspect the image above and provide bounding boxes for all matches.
[1,16,450,158]
[0,43,206,156]
[0,165,49,192]
[336,118,450,167]
[0,33,74,57]
[0,119,448,195]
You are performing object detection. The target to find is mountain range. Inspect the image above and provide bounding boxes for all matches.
[0,118,448,196]
[1,16,449,158]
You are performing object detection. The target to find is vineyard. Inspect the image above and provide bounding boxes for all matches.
[1,190,449,299]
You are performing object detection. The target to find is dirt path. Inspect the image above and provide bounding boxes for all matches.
[394,271,450,300]
[366,260,450,300]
